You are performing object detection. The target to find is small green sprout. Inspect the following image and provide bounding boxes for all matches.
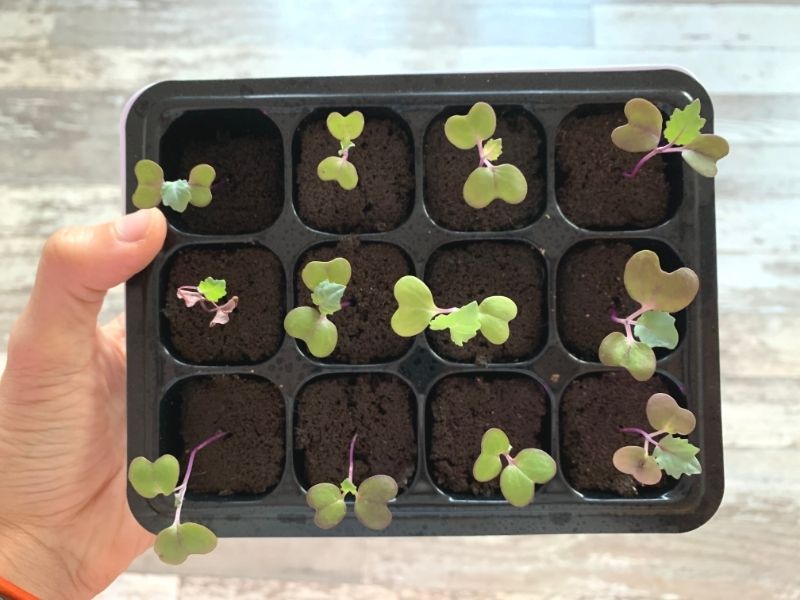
[612,98,729,178]
[390,275,517,347]
[444,102,528,208]
[284,257,352,358]
[472,428,556,507]
[132,159,216,212]
[128,431,227,565]
[613,393,701,485]
[177,277,238,327]
[598,250,699,381]
[306,435,398,531]
[317,111,365,190]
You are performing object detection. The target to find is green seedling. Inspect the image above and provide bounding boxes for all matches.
[132,159,216,212]
[598,250,699,381]
[472,428,556,507]
[177,277,238,327]
[390,275,517,347]
[613,393,701,485]
[317,111,365,190]
[284,257,351,358]
[612,98,729,178]
[128,431,227,565]
[444,102,528,208]
[306,435,398,531]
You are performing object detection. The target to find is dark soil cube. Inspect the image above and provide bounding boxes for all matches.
[163,245,285,364]
[424,107,545,231]
[429,374,549,496]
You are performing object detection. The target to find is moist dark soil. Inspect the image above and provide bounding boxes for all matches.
[560,371,676,497]
[294,374,417,490]
[426,241,547,363]
[555,108,677,230]
[160,109,284,234]
[163,375,285,495]
[429,374,548,496]
[424,107,545,231]
[296,239,413,363]
[295,113,414,233]
[163,245,285,364]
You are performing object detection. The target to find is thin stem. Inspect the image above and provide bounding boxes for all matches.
[433,306,458,315]
[173,430,228,527]
[623,142,676,178]
[619,427,662,449]
[347,434,358,482]
[502,452,514,466]
[610,304,653,342]
[476,138,494,169]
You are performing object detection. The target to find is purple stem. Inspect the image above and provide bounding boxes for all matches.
[624,142,680,178]
[347,434,358,482]
[610,304,653,342]
[619,427,662,448]
[434,306,458,316]
[173,430,228,526]
[476,138,494,169]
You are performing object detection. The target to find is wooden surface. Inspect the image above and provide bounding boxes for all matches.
[1,1,799,598]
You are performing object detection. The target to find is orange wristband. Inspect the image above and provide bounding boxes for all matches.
[0,576,39,600]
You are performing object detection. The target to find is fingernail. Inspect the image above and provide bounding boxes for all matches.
[115,209,153,242]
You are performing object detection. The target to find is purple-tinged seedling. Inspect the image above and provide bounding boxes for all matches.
[132,159,216,212]
[613,393,701,485]
[390,275,517,347]
[128,430,228,565]
[284,257,351,358]
[177,277,238,327]
[612,98,729,178]
[598,250,699,381]
[317,111,364,190]
[472,428,556,507]
[306,435,398,531]
[444,102,528,208]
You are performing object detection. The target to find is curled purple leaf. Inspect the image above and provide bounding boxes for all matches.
[210,297,239,327]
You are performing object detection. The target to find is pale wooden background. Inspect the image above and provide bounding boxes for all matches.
[1,1,798,599]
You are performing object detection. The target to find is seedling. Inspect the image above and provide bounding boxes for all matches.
[128,431,227,565]
[444,102,528,208]
[472,428,556,507]
[613,393,701,485]
[284,257,351,358]
[317,111,365,190]
[598,250,699,381]
[306,435,398,531]
[132,159,216,212]
[390,275,517,347]
[177,277,238,327]
[612,98,729,178]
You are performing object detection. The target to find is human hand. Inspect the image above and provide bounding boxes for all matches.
[0,209,167,599]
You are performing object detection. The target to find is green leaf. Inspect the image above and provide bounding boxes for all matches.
[513,448,557,485]
[307,482,347,530]
[391,276,439,337]
[355,475,397,531]
[444,102,497,149]
[463,164,527,209]
[634,310,679,350]
[624,250,699,313]
[612,446,663,485]
[340,478,358,497]
[663,99,705,146]
[483,138,503,161]
[499,465,535,507]
[197,277,227,303]
[284,307,338,358]
[653,435,702,479]
[132,159,165,209]
[481,428,511,456]
[302,257,352,290]
[311,280,346,316]
[430,301,481,346]
[682,134,729,178]
[161,180,192,213]
[188,163,216,208]
[473,453,503,482]
[317,156,359,190]
[326,111,365,142]
[611,98,663,152]
[646,393,696,435]
[477,296,518,345]
[154,522,217,565]
[128,455,179,499]
[598,332,657,382]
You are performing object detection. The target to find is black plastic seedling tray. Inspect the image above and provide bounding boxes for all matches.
[125,70,723,536]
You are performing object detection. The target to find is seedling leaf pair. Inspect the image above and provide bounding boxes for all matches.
[391,276,518,347]
[307,474,398,531]
[133,159,216,212]
[317,111,364,190]
[176,277,238,327]
[444,102,528,208]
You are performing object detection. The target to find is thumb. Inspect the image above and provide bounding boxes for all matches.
[6,209,167,373]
